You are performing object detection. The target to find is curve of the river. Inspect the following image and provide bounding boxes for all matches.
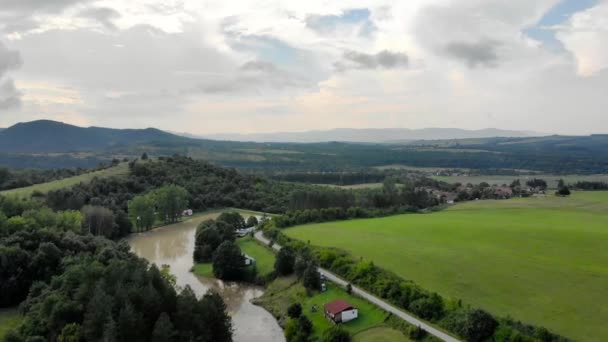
[127,213,285,342]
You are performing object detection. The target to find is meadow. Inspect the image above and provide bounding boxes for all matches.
[285,192,608,341]
[0,308,22,340]
[0,163,129,197]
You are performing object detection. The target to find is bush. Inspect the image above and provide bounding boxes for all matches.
[287,303,302,319]
[409,326,427,340]
[322,326,351,342]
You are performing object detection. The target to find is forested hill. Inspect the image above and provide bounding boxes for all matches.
[0,120,194,153]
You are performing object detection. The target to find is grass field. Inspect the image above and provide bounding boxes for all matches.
[255,276,394,339]
[285,192,608,341]
[193,236,276,278]
[0,163,129,197]
[0,308,22,340]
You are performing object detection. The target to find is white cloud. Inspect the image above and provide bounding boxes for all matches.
[556,1,608,76]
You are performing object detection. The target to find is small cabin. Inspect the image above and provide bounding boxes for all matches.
[324,299,358,324]
[243,254,256,266]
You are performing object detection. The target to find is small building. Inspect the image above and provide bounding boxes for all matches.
[243,254,256,266]
[182,209,193,216]
[324,299,358,324]
[236,227,255,237]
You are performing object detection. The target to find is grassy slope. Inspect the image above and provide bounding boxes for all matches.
[255,276,394,339]
[193,235,276,278]
[0,308,22,340]
[0,163,129,197]
[285,192,608,341]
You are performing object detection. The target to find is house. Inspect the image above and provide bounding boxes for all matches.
[236,227,255,237]
[324,299,358,324]
[182,209,193,216]
[243,254,256,266]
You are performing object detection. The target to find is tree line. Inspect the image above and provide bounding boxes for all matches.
[0,200,233,341]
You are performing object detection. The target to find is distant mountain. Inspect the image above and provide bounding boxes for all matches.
[201,128,541,143]
[0,120,193,153]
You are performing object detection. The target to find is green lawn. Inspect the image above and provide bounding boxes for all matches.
[353,327,411,342]
[285,192,608,341]
[0,163,129,197]
[0,308,22,340]
[255,276,391,339]
[193,236,276,279]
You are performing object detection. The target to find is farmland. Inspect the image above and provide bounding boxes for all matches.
[285,192,608,341]
[0,163,129,197]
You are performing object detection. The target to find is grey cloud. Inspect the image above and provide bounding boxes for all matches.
[445,40,501,68]
[0,0,92,14]
[79,7,121,29]
[335,50,408,71]
[192,60,314,94]
[0,42,22,77]
[0,79,21,110]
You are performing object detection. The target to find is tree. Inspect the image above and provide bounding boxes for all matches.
[212,241,245,281]
[58,323,81,342]
[303,264,321,291]
[246,216,258,227]
[274,246,296,276]
[346,283,352,295]
[82,283,113,341]
[152,312,176,342]
[556,186,571,197]
[128,194,156,231]
[194,225,222,262]
[217,212,246,230]
[152,185,189,224]
[82,206,115,237]
[462,309,498,342]
[141,152,149,160]
[287,303,302,319]
[557,179,565,189]
[322,326,351,342]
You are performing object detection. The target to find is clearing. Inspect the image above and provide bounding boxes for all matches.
[285,192,608,341]
[0,308,22,340]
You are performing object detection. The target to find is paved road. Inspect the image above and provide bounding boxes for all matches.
[254,231,461,342]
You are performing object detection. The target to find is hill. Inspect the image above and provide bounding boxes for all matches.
[202,127,539,143]
[0,120,193,153]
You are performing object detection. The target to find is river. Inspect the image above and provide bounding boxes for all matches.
[127,213,285,342]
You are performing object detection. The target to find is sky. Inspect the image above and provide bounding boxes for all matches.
[0,0,607,135]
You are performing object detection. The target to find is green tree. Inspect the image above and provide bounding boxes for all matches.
[246,215,258,227]
[462,309,498,342]
[128,194,156,231]
[303,265,321,291]
[58,323,81,342]
[274,246,296,276]
[322,326,351,342]
[152,312,175,342]
[212,241,245,281]
[82,283,113,341]
[82,206,115,237]
[141,152,149,160]
[152,185,189,224]
[287,303,302,319]
[217,211,245,230]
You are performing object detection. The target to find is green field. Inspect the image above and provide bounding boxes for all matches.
[193,236,276,278]
[0,308,22,340]
[285,192,608,341]
[0,163,129,197]
[255,276,394,339]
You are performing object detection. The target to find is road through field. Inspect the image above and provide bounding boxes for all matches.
[254,231,461,342]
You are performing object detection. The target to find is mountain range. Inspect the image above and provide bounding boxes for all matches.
[200,127,540,143]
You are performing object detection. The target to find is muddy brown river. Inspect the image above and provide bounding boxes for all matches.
[127,213,285,342]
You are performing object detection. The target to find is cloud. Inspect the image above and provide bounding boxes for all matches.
[305,8,376,37]
[0,79,21,109]
[556,1,608,76]
[0,41,22,110]
[79,7,121,29]
[445,40,501,68]
[335,50,408,71]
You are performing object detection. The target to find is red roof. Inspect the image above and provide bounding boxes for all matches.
[324,299,354,315]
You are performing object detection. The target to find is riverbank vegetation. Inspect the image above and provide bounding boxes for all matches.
[276,193,608,341]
